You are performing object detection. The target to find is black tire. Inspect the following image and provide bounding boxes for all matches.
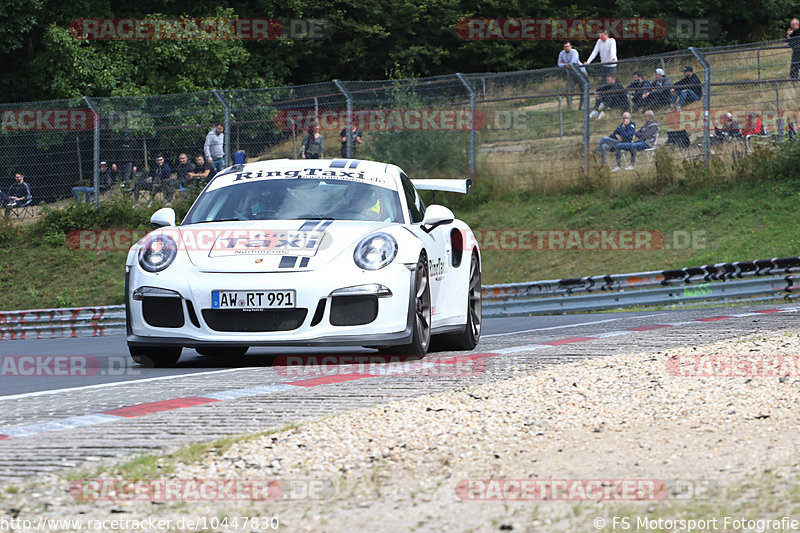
[129,345,182,368]
[195,346,249,358]
[395,253,431,356]
[434,252,481,351]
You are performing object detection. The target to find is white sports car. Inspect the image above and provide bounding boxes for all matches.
[125,158,481,367]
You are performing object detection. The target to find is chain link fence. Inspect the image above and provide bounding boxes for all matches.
[2,38,799,219]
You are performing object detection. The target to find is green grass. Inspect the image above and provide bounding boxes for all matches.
[2,174,800,310]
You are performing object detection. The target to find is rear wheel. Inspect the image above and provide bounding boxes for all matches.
[129,345,182,368]
[434,252,481,351]
[395,253,431,356]
[195,346,249,358]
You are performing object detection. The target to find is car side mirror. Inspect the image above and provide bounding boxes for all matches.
[150,207,176,228]
[421,204,454,233]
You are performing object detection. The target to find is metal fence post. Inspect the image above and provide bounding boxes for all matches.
[570,64,591,175]
[456,73,477,175]
[212,90,231,166]
[83,96,99,206]
[776,81,783,141]
[689,47,711,164]
[333,79,353,158]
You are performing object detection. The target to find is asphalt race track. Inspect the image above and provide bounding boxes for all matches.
[0,305,795,480]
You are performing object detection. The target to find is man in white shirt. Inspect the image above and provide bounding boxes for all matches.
[557,41,586,109]
[204,122,226,173]
[584,30,618,85]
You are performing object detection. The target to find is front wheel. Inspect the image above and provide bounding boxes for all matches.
[395,253,431,356]
[129,345,182,368]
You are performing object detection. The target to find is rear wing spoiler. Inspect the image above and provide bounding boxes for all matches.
[411,178,472,195]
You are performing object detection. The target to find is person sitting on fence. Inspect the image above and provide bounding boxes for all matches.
[742,111,765,137]
[640,68,672,109]
[589,75,626,119]
[626,72,651,111]
[301,124,324,159]
[711,112,741,145]
[593,111,636,166]
[670,66,702,111]
[72,162,116,203]
[613,110,659,171]
[187,153,214,184]
[1,172,32,207]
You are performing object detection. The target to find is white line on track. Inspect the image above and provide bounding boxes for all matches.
[481,313,663,338]
[0,367,257,402]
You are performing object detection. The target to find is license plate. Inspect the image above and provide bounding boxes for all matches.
[212,290,296,310]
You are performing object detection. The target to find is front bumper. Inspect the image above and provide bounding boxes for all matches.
[125,263,415,348]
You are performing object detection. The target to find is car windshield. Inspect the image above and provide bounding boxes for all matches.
[183,178,404,224]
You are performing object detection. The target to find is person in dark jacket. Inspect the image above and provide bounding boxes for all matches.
[787,18,800,79]
[670,66,703,110]
[114,132,139,184]
[1,172,32,207]
[626,72,651,111]
[593,111,636,166]
[589,75,626,119]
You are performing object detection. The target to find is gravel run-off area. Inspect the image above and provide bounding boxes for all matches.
[3,328,800,532]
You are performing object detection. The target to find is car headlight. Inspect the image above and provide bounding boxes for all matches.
[354,233,397,270]
[138,234,178,273]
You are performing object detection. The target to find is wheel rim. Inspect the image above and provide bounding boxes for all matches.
[415,258,431,349]
[468,255,482,339]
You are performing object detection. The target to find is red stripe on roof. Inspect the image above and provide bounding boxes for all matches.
[103,397,220,418]
[754,309,780,314]
[0,434,10,441]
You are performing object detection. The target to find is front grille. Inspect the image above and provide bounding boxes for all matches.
[201,309,308,332]
[330,295,378,326]
[142,297,185,328]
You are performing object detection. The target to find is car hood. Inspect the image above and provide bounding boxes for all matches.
[175,219,393,272]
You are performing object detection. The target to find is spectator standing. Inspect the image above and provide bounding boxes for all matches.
[593,112,636,167]
[557,41,585,110]
[1,172,31,207]
[301,124,324,159]
[614,110,659,170]
[204,122,226,173]
[339,120,364,157]
[114,132,138,184]
[626,72,651,111]
[589,75,626,119]
[670,66,703,111]
[641,68,672,108]
[584,30,617,84]
[787,18,800,79]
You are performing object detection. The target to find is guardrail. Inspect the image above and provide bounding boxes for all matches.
[0,306,125,341]
[482,256,800,318]
[3,256,800,339]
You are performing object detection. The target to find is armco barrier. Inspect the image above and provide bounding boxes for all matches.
[0,306,125,341]
[3,256,800,339]
[482,256,800,318]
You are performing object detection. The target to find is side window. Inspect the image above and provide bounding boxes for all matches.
[400,173,426,223]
